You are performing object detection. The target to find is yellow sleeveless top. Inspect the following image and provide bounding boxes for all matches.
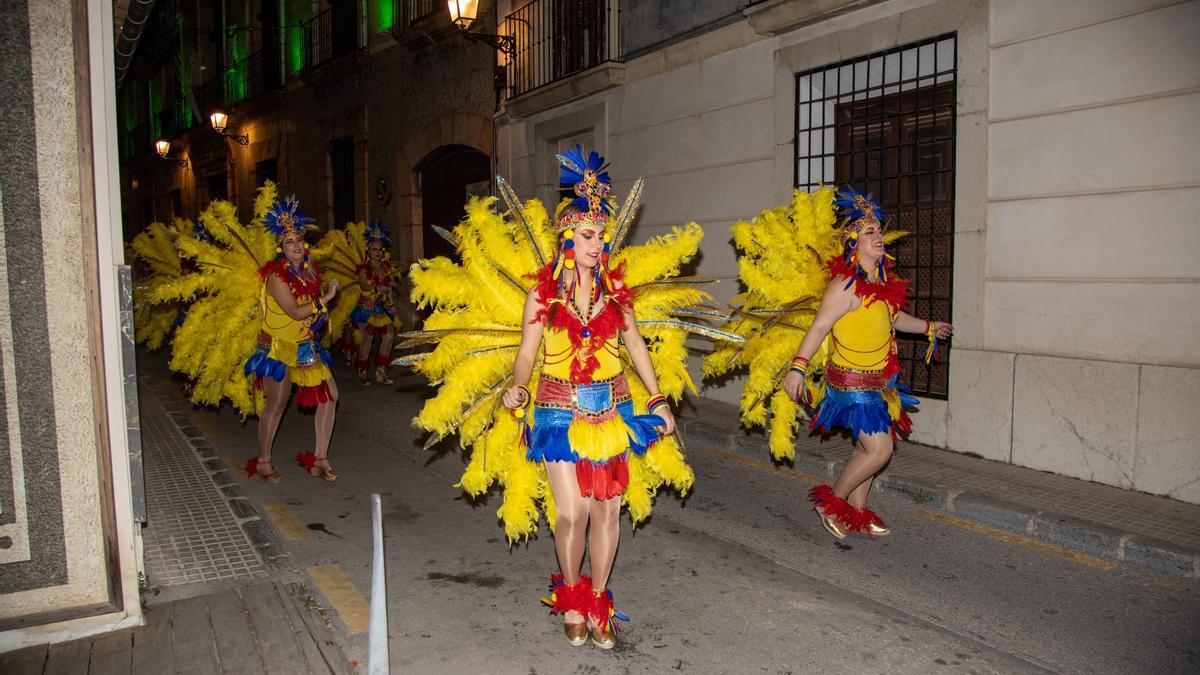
[261,285,316,366]
[541,327,622,381]
[829,299,895,371]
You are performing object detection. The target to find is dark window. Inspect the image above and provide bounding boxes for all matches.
[419,145,490,262]
[142,199,155,228]
[169,189,182,219]
[205,172,228,203]
[331,136,356,228]
[795,34,956,399]
[255,158,278,188]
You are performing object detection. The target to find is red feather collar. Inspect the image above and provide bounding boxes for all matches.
[261,257,322,301]
[356,260,392,286]
[826,255,909,314]
[531,263,635,383]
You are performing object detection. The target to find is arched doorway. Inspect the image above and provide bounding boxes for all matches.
[417,145,490,260]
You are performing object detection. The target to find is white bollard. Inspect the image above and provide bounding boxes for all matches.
[367,493,389,674]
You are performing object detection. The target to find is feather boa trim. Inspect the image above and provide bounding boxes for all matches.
[531,263,634,384]
[809,485,861,531]
[826,255,909,313]
[543,574,593,616]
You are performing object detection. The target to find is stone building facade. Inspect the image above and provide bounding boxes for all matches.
[491,0,1200,503]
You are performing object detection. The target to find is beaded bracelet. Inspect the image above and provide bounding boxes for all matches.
[509,385,531,419]
[922,321,940,365]
[646,394,669,414]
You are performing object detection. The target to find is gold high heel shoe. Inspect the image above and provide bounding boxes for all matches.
[246,458,281,483]
[375,366,393,385]
[817,508,849,539]
[310,458,339,482]
[564,620,588,647]
[590,622,616,650]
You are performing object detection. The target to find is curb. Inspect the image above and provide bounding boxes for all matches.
[681,417,1200,580]
[155,384,292,570]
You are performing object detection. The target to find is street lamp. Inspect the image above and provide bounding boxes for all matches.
[447,0,514,57]
[154,139,188,168]
[209,111,249,145]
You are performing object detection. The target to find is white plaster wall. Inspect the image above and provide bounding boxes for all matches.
[494,0,1200,503]
[986,0,1200,501]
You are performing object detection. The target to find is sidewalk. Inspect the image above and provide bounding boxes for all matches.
[0,379,358,675]
[678,396,1200,580]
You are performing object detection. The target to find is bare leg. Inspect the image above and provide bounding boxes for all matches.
[545,461,589,624]
[379,325,394,360]
[832,432,894,502]
[846,475,874,509]
[356,324,372,364]
[256,372,292,464]
[586,495,621,591]
[314,377,339,465]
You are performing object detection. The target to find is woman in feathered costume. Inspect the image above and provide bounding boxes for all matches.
[404,146,732,650]
[243,196,343,483]
[351,221,398,385]
[782,189,952,538]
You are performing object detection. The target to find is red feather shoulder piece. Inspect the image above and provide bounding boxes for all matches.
[826,255,910,314]
[530,262,635,383]
[260,257,322,301]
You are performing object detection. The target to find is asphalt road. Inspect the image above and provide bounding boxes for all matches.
[166,361,1199,675]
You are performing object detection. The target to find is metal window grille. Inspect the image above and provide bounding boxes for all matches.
[794,34,957,399]
[402,0,440,26]
[502,0,620,98]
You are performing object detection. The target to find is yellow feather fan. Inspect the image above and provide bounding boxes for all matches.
[157,182,280,418]
[702,187,841,461]
[130,218,194,350]
[403,192,734,543]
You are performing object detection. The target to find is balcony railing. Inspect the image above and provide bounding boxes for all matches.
[155,100,191,138]
[226,48,284,106]
[304,2,364,70]
[401,0,440,27]
[502,0,620,98]
[193,76,225,118]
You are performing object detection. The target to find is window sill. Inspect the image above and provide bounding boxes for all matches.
[505,62,626,119]
[743,0,886,36]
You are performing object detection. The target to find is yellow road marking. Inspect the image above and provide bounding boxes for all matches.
[915,509,1117,571]
[193,413,219,436]
[224,456,247,478]
[307,564,371,634]
[709,446,1118,572]
[261,500,311,541]
[709,447,824,485]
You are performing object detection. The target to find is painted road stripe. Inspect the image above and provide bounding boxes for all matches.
[710,447,823,484]
[224,456,246,478]
[261,500,311,541]
[915,509,1117,571]
[710,446,1118,571]
[307,564,371,634]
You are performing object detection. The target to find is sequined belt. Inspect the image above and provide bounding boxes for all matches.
[825,363,889,392]
[536,373,631,414]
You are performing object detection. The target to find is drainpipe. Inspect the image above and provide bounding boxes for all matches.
[114,0,159,89]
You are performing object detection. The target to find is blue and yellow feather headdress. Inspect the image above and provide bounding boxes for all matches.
[263,195,316,240]
[365,219,390,247]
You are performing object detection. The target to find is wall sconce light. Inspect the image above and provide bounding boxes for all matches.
[154,139,188,167]
[447,0,514,57]
[210,111,249,145]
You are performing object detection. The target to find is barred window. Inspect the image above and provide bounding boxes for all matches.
[794,35,956,399]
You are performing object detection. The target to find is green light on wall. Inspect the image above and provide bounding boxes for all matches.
[288,24,304,72]
[377,0,394,31]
